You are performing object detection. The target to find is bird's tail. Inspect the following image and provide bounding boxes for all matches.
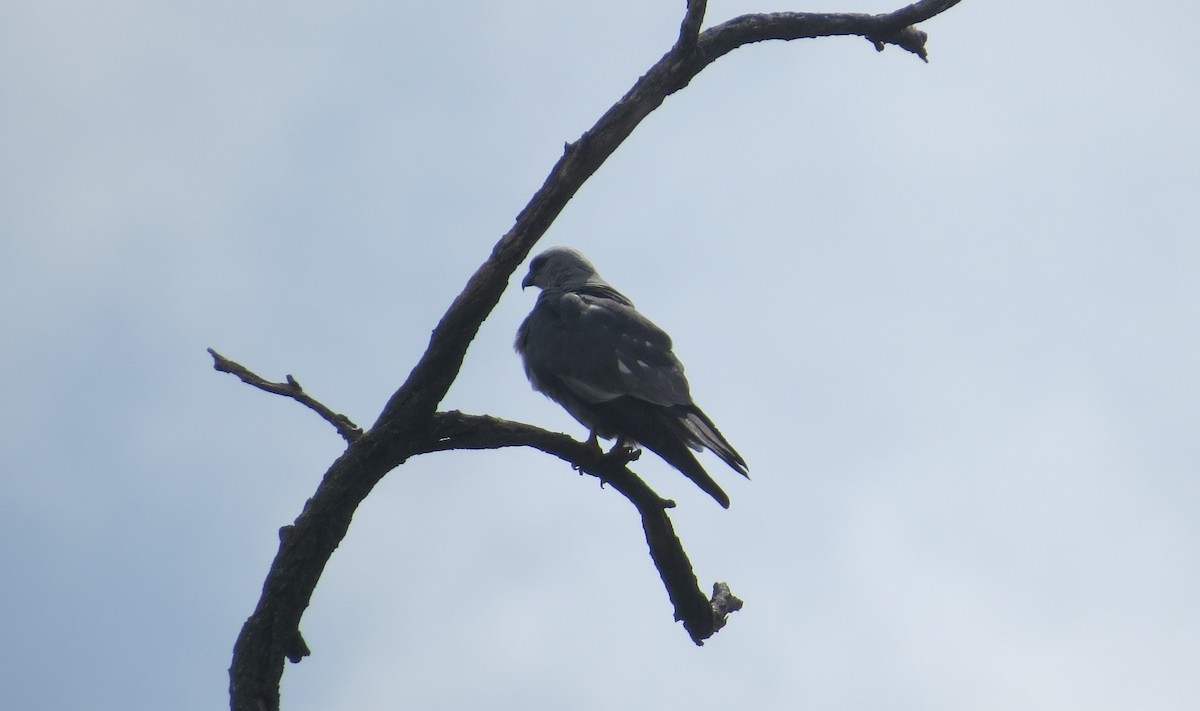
[639,431,732,509]
[680,407,749,478]
[590,399,737,507]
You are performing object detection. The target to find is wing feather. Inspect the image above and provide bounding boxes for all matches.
[524,289,692,407]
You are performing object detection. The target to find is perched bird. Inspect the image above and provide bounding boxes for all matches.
[515,247,748,507]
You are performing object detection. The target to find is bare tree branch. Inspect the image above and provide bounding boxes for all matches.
[207,348,362,444]
[697,2,961,64]
[676,0,708,55]
[416,411,734,644]
[223,2,965,709]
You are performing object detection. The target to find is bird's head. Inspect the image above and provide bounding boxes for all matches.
[521,247,600,291]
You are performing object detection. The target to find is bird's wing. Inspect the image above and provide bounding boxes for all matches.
[522,288,692,408]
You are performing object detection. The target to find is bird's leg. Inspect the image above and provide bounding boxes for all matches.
[584,435,641,492]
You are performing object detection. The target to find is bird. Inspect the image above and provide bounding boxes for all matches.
[514,246,748,507]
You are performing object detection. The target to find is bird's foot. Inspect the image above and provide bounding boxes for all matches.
[572,432,606,473]
[606,439,642,465]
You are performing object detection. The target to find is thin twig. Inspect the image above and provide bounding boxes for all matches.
[207,348,363,444]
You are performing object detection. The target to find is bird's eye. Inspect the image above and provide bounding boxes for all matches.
[529,256,546,273]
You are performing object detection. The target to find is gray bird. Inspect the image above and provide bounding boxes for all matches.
[515,247,748,507]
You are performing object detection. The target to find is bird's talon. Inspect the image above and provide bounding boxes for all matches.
[604,443,641,465]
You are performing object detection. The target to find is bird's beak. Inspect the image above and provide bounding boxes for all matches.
[521,272,534,290]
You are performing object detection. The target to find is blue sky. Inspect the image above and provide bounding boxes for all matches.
[3,1,1198,709]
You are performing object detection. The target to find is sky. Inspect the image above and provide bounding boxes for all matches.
[2,0,1198,709]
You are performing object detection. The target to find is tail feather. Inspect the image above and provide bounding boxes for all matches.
[681,407,749,478]
[636,428,731,509]
[591,398,733,507]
